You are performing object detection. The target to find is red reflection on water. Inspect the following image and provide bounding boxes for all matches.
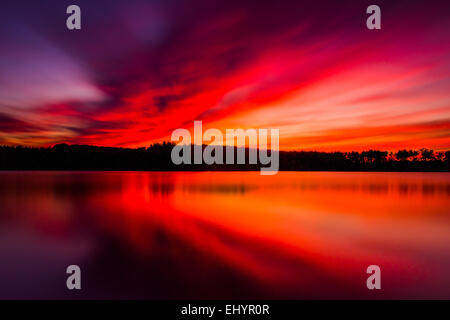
[0,171,449,298]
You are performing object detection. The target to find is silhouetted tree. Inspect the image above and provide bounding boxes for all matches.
[435,152,445,161]
[445,151,450,163]
[395,149,419,161]
[420,148,435,161]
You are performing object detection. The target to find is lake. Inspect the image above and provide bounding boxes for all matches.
[0,171,449,299]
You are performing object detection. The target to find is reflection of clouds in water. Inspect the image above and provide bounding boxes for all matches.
[0,171,449,298]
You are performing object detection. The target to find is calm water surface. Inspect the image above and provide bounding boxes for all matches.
[0,171,449,299]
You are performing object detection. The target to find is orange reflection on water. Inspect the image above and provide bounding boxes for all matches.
[85,172,450,298]
[0,171,449,298]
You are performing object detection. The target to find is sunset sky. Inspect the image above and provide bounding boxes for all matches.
[0,0,449,151]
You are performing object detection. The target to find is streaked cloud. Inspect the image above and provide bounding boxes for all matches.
[0,0,449,150]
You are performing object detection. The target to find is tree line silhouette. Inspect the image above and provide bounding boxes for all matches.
[0,143,448,171]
